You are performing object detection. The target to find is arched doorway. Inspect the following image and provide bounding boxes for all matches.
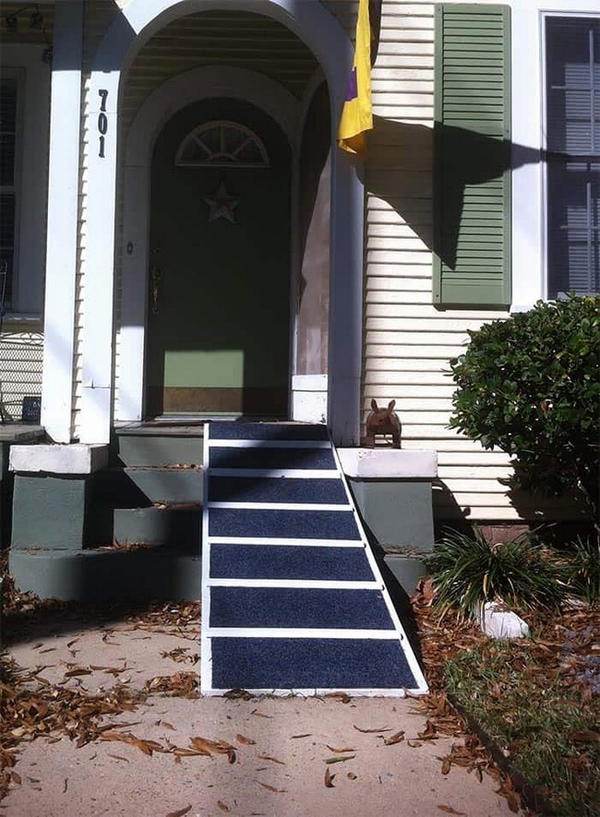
[145,97,291,417]
[90,0,364,446]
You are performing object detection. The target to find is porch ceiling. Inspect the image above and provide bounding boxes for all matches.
[121,9,320,135]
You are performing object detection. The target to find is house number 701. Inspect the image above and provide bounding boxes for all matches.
[98,89,109,158]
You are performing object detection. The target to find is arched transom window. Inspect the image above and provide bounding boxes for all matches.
[175,120,270,168]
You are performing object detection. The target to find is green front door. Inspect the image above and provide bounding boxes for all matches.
[145,98,291,417]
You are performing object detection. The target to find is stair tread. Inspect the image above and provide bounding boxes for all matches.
[211,637,417,692]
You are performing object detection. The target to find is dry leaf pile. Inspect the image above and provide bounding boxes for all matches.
[143,671,199,698]
[0,656,142,799]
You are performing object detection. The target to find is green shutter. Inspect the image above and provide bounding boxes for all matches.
[433,4,511,307]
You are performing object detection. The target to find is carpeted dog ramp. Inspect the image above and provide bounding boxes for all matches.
[201,422,428,696]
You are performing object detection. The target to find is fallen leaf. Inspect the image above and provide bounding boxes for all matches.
[251,709,272,718]
[290,734,311,739]
[190,736,236,763]
[324,755,356,764]
[437,806,466,815]
[236,734,256,745]
[258,754,285,765]
[383,731,405,746]
[224,688,253,700]
[570,730,600,744]
[441,757,451,775]
[10,772,21,785]
[107,754,130,763]
[63,667,92,678]
[353,724,391,733]
[255,781,286,793]
[165,807,192,817]
[347,772,357,780]
[324,768,335,788]
[326,745,356,753]
[325,691,351,703]
[216,802,229,813]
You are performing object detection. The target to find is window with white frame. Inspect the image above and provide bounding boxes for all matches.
[545,16,600,297]
[0,73,18,307]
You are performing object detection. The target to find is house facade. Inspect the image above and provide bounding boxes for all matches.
[0,0,597,598]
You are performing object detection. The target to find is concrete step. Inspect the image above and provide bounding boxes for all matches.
[113,505,201,547]
[94,467,204,506]
[115,425,204,467]
[10,545,202,602]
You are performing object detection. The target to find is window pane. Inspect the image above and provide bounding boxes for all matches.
[547,159,600,297]
[546,18,600,155]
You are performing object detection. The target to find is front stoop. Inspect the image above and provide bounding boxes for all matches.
[9,434,204,601]
[8,432,437,605]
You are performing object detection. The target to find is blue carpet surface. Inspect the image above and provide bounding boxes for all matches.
[209,446,336,471]
[210,544,373,581]
[202,421,427,694]
[209,507,361,540]
[208,476,348,504]
[210,422,329,441]
[211,637,417,689]
[209,587,393,629]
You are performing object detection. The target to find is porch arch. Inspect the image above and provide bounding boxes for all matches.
[81,0,364,445]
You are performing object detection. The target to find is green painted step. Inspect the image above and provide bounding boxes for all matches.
[115,426,204,467]
[113,505,201,547]
[94,467,204,505]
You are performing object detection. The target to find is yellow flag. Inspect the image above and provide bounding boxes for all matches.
[337,0,381,155]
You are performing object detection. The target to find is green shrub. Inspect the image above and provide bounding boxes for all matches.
[448,295,600,525]
[425,528,565,617]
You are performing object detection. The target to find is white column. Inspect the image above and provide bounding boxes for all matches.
[78,70,121,444]
[40,0,83,442]
[328,149,364,446]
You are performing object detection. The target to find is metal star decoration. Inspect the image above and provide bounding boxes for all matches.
[204,181,239,223]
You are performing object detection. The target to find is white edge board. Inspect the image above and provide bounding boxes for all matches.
[202,687,426,698]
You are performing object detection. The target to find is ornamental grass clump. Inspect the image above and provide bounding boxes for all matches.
[425,528,565,618]
[562,536,600,607]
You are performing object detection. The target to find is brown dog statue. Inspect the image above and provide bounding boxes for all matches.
[364,399,402,448]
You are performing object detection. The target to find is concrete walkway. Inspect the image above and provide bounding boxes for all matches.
[3,608,517,817]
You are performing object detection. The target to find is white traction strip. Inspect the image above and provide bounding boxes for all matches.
[207,501,352,511]
[206,578,382,590]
